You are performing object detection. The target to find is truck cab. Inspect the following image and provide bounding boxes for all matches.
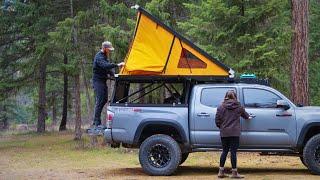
[190,83,296,150]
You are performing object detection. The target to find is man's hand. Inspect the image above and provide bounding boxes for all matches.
[117,62,125,67]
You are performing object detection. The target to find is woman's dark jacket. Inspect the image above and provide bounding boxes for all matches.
[215,99,250,137]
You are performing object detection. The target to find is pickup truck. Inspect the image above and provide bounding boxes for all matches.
[104,77,320,176]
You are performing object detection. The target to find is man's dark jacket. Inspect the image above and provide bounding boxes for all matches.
[93,51,117,81]
[215,99,250,137]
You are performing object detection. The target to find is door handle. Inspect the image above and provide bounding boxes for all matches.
[249,113,256,118]
[197,112,210,117]
[276,112,292,117]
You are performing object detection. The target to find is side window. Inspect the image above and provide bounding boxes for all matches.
[243,88,281,108]
[201,88,236,107]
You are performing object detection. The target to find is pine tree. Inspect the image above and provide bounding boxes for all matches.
[179,0,292,94]
[291,0,309,105]
[309,0,320,105]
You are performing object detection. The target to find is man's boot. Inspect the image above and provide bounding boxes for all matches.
[217,167,227,178]
[231,169,244,179]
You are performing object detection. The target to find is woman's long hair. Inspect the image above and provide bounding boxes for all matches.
[224,90,237,101]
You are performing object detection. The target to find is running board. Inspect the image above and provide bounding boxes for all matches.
[192,148,295,153]
[259,152,300,156]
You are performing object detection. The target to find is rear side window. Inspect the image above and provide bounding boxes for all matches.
[243,88,281,108]
[200,87,236,107]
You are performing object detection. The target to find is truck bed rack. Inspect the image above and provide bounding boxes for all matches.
[115,75,270,86]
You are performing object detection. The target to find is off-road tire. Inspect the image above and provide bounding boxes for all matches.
[139,134,181,176]
[179,153,189,165]
[303,134,320,175]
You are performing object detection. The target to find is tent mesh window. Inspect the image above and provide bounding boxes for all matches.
[113,82,186,105]
[177,48,207,69]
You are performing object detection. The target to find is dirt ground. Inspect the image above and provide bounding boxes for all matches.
[0,132,319,180]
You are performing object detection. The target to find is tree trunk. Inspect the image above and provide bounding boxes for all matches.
[102,79,113,126]
[107,78,114,103]
[2,106,9,130]
[59,54,68,131]
[160,87,165,104]
[3,116,8,130]
[138,83,145,103]
[51,92,57,129]
[74,74,82,140]
[81,59,93,123]
[70,0,82,140]
[37,59,47,133]
[291,0,309,105]
[239,0,245,16]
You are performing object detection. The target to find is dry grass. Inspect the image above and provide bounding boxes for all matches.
[0,131,318,179]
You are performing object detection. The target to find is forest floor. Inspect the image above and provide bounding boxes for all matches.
[0,131,319,180]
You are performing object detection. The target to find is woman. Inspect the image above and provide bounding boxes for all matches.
[215,90,250,178]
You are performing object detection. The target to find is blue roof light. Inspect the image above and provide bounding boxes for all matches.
[240,74,256,79]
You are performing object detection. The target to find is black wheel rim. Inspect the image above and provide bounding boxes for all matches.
[315,145,320,164]
[147,144,171,168]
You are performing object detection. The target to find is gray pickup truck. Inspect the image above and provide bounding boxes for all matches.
[104,77,320,176]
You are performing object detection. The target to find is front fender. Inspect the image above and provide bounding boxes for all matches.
[296,122,320,151]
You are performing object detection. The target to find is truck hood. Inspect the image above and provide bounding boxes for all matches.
[296,106,320,112]
[295,106,320,124]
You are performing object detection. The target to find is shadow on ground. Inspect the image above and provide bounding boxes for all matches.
[110,166,309,177]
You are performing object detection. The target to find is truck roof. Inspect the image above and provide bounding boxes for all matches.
[195,83,269,88]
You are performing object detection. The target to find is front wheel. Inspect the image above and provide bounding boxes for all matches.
[139,134,181,176]
[303,134,320,175]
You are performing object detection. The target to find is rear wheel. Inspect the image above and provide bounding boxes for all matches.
[303,134,320,175]
[179,153,189,165]
[139,134,181,176]
[300,156,307,167]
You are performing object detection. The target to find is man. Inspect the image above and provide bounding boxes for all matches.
[89,41,124,135]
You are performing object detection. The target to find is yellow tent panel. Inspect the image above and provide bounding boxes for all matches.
[121,6,234,78]
[123,13,174,74]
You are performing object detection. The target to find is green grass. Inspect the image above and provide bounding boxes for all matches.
[0,132,139,170]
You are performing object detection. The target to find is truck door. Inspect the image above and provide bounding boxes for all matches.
[240,88,296,148]
[191,86,237,146]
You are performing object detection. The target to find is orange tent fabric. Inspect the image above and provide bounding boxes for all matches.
[120,6,234,78]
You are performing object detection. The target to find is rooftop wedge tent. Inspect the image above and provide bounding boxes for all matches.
[120,5,235,78]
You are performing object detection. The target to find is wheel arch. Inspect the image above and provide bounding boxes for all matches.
[133,120,188,146]
[297,122,320,151]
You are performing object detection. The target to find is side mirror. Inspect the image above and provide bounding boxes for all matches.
[297,103,304,107]
[277,100,290,110]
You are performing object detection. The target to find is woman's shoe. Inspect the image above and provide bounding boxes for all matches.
[217,167,227,178]
[231,169,244,178]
